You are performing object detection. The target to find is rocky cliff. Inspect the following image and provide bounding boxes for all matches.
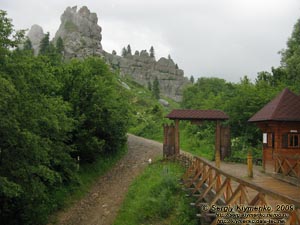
[53,6,103,59]
[27,6,189,101]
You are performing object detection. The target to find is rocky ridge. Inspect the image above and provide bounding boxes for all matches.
[104,51,189,101]
[27,6,190,101]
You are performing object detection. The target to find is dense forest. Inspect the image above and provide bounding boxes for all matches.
[1,8,300,225]
[0,10,130,224]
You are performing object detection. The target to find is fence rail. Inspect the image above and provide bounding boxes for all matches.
[176,152,300,225]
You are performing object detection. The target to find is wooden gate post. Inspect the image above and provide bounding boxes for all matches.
[168,124,175,156]
[174,119,180,155]
[215,121,221,168]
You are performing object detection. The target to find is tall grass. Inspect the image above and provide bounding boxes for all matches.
[113,161,197,225]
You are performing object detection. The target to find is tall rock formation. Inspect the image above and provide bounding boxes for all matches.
[27,24,45,55]
[28,5,190,101]
[54,6,103,58]
[104,51,189,101]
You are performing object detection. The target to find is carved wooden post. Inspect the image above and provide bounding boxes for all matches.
[174,119,180,155]
[247,151,253,178]
[215,120,221,168]
[163,124,169,158]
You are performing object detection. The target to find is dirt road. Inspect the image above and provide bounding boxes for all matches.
[53,134,162,225]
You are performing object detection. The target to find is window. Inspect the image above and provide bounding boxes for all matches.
[282,133,300,148]
[289,134,300,148]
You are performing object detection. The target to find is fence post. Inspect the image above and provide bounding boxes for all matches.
[247,151,253,178]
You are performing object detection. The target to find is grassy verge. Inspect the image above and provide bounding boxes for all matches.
[113,160,197,225]
[49,146,127,223]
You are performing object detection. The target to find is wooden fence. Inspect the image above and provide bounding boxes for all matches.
[176,153,300,225]
[275,154,300,180]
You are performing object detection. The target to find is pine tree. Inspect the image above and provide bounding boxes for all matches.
[127,44,132,55]
[56,37,64,55]
[190,75,195,84]
[152,77,160,99]
[150,46,155,58]
[23,38,32,51]
[121,47,127,57]
[147,81,152,91]
[39,32,50,55]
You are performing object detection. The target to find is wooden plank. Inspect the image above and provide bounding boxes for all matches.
[192,168,212,195]
[210,178,230,205]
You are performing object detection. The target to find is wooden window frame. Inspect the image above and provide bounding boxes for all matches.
[288,133,300,148]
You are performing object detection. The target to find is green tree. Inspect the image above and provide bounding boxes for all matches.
[39,32,50,55]
[56,37,64,55]
[150,46,155,58]
[23,38,33,52]
[0,10,25,63]
[152,77,160,99]
[280,18,300,89]
[147,81,152,91]
[127,44,132,55]
[121,47,127,57]
[190,75,195,84]
[61,57,130,162]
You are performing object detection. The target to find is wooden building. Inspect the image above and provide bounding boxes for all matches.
[248,88,300,181]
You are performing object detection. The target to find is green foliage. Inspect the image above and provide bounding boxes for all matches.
[114,161,197,225]
[0,12,130,224]
[150,45,155,58]
[280,18,300,88]
[0,10,25,64]
[121,47,127,57]
[60,57,130,162]
[39,32,50,55]
[127,44,132,55]
[23,38,33,52]
[152,76,160,99]
[147,80,152,91]
[181,75,286,159]
[123,75,178,142]
[56,37,64,55]
[190,75,195,83]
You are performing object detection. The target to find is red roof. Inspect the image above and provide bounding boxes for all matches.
[166,109,229,120]
[248,88,300,122]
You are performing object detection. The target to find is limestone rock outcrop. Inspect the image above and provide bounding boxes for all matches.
[27,24,45,55]
[54,6,103,59]
[27,5,190,101]
[104,51,189,101]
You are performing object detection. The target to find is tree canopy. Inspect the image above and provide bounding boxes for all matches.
[0,11,130,225]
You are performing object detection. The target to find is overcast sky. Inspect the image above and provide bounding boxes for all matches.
[2,0,300,82]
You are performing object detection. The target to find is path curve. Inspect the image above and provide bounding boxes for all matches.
[53,134,162,225]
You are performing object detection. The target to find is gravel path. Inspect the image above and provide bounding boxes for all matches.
[53,134,162,225]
